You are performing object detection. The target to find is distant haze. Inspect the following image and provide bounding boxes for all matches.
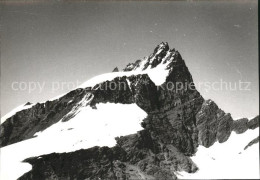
[1,0,258,119]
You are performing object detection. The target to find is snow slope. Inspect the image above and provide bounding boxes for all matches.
[177,128,259,179]
[78,54,172,89]
[0,103,147,180]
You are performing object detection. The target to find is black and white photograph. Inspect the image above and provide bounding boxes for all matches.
[0,0,259,179]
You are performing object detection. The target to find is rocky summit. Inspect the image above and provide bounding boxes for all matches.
[0,42,259,180]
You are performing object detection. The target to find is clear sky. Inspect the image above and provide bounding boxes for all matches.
[1,0,258,119]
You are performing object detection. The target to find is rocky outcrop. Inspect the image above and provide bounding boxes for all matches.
[90,76,134,106]
[0,89,93,147]
[216,113,233,143]
[112,67,119,72]
[232,116,259,134]
[232,118,249,134]
[25,102,33,106]
[248,116,259,130]
[196,100,233,147]
[123,42,172,71]
[18,146,129,180]
[244,136,259,150]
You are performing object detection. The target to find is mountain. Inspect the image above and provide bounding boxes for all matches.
[0,42,259,180]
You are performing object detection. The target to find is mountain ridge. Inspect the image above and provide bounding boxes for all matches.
[0,42,259,180]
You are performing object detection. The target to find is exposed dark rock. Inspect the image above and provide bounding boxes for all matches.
[129,74,161,113]
[196,100,220,147]
[123,59,143,71]
[25,102,32,106]
[247,116,259,130]
[232,118,249,134]
[244,136,259,150]
[90,76,134,106]
[123,42,171,71]
[18,146,127,180]
[112,67,119,72]
[0,88,93,147]
[216,113,233,143]
[196,100,235,147]
[149,42,170,69]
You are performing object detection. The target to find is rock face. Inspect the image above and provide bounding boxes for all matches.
[232,116,259,134]
[0,42,259,179]
[232,118,249,134]
[19,130,198,180]
[244,136,259,150]
[112,67,119,72]
[248,116,259,130]
[0,89,92,147]
[196,100,234,147]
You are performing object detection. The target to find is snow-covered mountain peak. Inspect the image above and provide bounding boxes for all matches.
[0,42,259,180]
[78,43,185,89]
[153,41,169,53]
[123,42,179,72]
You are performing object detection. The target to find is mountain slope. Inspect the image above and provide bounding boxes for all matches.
[178,127,259,179]
[0,42,259,180]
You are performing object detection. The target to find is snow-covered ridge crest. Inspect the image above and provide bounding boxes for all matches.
[0,42,175,122]
[79,42,179,89]
[0,42,182,148]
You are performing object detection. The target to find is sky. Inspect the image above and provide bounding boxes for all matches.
[1,0,258,119]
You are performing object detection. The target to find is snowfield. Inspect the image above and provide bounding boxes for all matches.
[0,103,147,180]
[177,128,259,179]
